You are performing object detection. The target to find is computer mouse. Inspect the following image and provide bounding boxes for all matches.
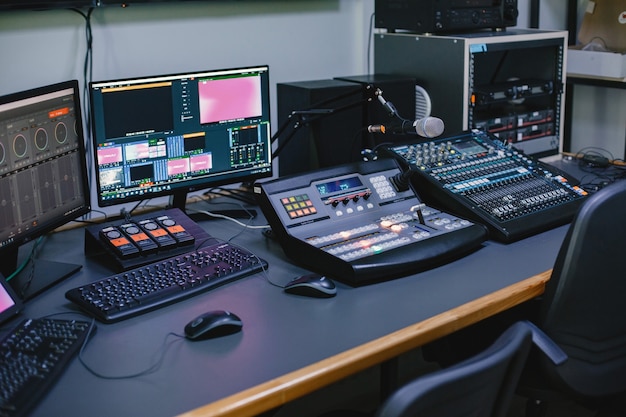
[283,273,337,298]
[184,310,243,340]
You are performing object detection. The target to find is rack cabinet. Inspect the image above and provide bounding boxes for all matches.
[375,29,568,158]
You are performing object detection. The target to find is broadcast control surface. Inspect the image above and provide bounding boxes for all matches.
[255,158,487,286]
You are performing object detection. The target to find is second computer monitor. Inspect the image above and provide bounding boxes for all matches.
[89,65,273,209]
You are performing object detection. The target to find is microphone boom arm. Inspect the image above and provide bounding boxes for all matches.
[271,87,377,160]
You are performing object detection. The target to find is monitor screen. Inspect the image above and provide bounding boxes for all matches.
[0,273,21,325]
[89,65,273,209]
[0,80,91,298]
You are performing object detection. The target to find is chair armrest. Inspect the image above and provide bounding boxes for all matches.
[521,320,568,366]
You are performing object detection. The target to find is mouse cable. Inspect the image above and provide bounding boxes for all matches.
[176,230,280,289]
[78,321,185,380]
[206,235,285,290]
[31,312,176,380]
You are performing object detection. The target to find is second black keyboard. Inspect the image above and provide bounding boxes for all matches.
[66,242,267,323]
[0,318,92,417]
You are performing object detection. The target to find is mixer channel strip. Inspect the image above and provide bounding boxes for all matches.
[382,129,588,242]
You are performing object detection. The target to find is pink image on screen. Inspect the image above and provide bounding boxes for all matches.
[0,287,15,313]
[198,76,262,124]
[190,153,212,173]
[167,158,190,176]
[97,146,123,165]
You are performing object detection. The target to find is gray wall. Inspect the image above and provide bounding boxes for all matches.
[0,0,375,129]
[0,1,377,213]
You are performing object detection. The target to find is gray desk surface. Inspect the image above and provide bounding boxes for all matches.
[15,159,584,417]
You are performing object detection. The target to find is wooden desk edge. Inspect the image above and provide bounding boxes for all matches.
[178,269,552,417]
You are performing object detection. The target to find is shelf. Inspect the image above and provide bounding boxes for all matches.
[566,75,626,89]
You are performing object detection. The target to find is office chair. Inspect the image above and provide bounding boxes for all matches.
[516,179,626,417]
[319,321,533,417]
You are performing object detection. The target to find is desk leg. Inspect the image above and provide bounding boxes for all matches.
[380,357,400,400]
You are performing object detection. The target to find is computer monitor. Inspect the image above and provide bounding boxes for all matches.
[89,65,273,210]
[0,80,91,299]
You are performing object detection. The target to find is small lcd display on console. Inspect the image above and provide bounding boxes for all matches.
[452,140,488,156]
[316,176,363,196]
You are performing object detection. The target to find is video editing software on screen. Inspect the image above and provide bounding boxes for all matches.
[89,65,272,206]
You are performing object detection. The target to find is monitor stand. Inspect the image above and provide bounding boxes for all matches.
[169,189,257,220]
[2,246,82,301]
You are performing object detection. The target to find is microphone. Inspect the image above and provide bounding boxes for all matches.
[367,117,445,138]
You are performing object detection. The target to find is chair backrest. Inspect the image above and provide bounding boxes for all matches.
[537,180,626,398]
[375,321,533,417]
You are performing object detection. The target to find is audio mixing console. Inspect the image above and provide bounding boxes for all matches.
[381,129,588,242]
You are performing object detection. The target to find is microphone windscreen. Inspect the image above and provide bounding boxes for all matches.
[415,117,444,138]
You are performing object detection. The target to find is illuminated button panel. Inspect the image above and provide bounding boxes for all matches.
[302,206,474,262]
[370,175,396,199]
[281,194,318,219]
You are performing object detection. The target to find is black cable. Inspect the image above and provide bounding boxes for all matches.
[4,236,44,288]
[71,7,95,224]
[204,187,257,205]
[367,12,375,75]
[71,7,94,118]
[573,147,615,165]
[569,145,626,192]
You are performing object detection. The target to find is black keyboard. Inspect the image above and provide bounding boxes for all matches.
[0,318,92,417]
[66,242,268,323]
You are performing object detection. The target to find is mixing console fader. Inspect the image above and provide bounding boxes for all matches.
[254,158,487,286]
[381,129,588,242]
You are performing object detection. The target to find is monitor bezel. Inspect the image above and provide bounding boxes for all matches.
[88,65,273,209]
[0,80,91,265]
